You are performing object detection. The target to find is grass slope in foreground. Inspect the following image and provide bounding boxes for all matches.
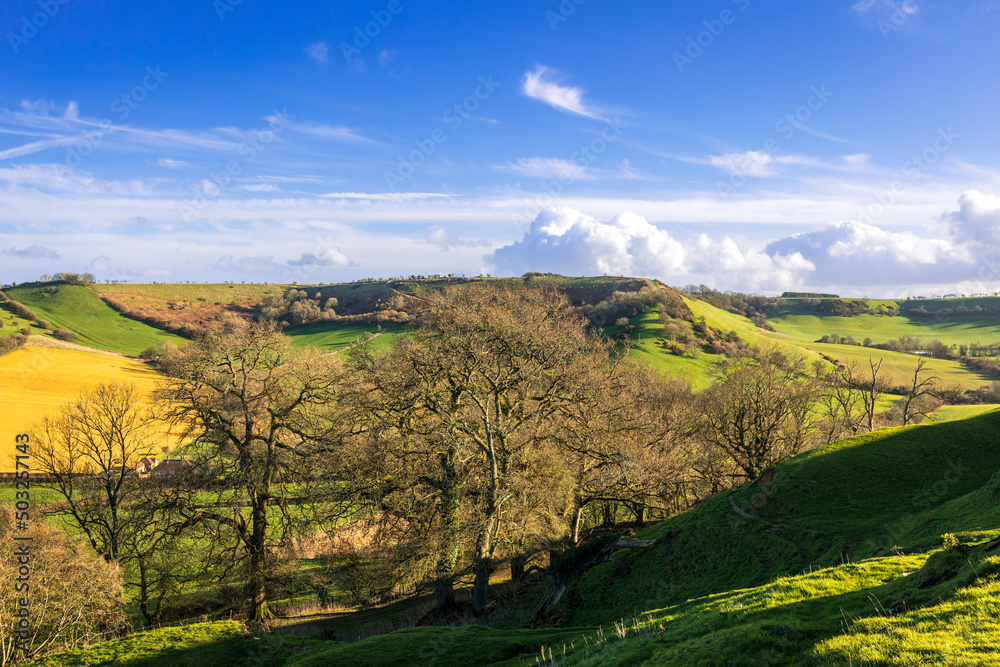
[6,284,185,355]
[560,409,1000,628]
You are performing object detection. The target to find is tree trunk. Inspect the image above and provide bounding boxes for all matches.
[510,552,527,584]
[528,536,660,626]
[138,556,154,626]
[601,501,615,527]
[571,504,585,544]
[473,553,492,613]
[473,506,498,614]
[435,447,460,613]
[248,493,272,622]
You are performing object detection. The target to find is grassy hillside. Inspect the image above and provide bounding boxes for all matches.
[685,297,829,366]
[559,409,1000,627]
[614,307,723,390]
[0,346,180,469]
[926,403,1000,423]
[5,284,184,355]
[286,322,404,352]
[23,620,323,667]
[798,341,993,391]
[682,295,996,392]
[94,283,283,303]
[770,300,1000,348]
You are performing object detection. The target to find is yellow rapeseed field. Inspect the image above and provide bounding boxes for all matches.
[0,346,182,470]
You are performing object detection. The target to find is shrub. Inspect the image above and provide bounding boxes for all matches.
[0,335,25,357]
[38,319,51,330]
[139,339,179,362]
[4,300,36,321]
[52,328,78,342]
[0,510,127,662]
[19,327,30,336]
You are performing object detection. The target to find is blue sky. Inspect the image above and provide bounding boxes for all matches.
[2,0,1000,295]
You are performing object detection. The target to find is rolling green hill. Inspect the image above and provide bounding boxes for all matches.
[769,302,1000,348]
[4,284,185,355]
[678,295,997,393]
[558,409,1000,624]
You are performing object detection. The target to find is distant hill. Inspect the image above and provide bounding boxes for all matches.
[4,283,185,355]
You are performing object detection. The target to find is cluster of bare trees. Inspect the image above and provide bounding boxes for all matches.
[7,283,955,659]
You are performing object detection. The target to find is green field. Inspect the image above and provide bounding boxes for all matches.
[679,296,997,393]
[799,341,993,390]
[770,301,1000,348]
[685,297,829,366]
[925,403,1000,423]
[5,284,185,355]
[286,322,404,352]
[93,282,284,304]
[612,307,723,390]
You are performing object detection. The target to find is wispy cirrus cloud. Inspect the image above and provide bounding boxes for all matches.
[493,157,641,182]
[156,157,192,169]
[0,101,375,164]
[521,65,609,121]
[287,121,376,145]
[318,191,452,201]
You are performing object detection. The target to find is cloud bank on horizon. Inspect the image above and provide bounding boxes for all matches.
[490,190,1000,296]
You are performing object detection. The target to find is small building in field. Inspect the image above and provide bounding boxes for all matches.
[127,456,158,477]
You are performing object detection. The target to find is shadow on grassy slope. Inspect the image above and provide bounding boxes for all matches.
[559,410,1000,627]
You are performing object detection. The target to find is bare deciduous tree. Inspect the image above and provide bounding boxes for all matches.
[33,382,154,562]
[901,358,940,426]
[0,511,126,665]
[700,349,817,482]
[160,319,348,621]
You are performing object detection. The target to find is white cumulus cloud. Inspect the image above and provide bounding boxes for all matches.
[521,66,607,121]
